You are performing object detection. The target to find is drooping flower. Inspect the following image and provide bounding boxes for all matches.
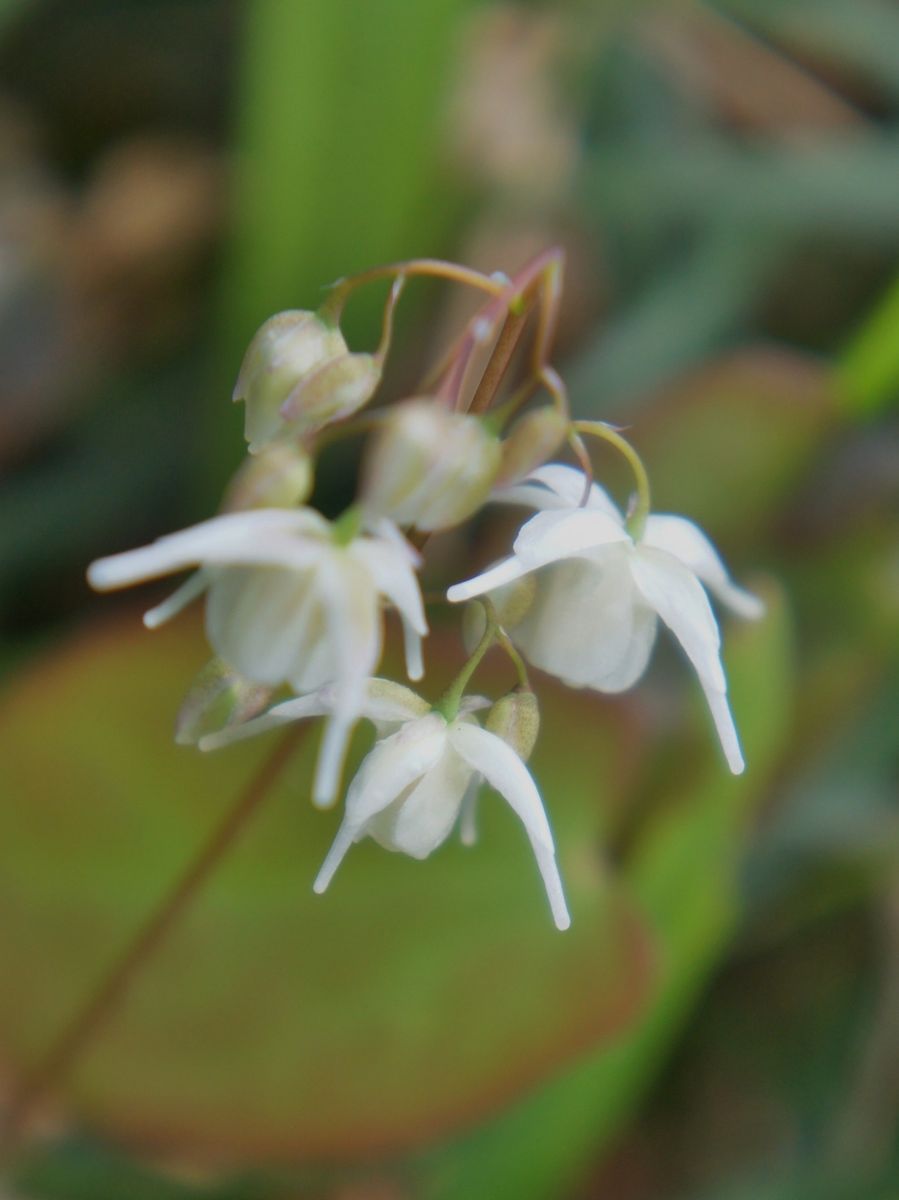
[87,508,427,805]
[447,465,763,774]
[199,679,571,930]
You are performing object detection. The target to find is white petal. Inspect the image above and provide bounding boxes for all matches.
[494,464,622,521]
[315,715,355,811]
[350,535,428,681]
[630,546,744,774]
[365,516,421,566]
[447,556,529,604]
[401,621,424,682]
[87,509,328,590]
[312,822,357,894]
[512,509,629,570]
[511,551,644,689]
[205,565,321,685]
[643,515,764,620]
[142,570,208,629]
[198,690,335,751]
[345,714,447,825]
[368,747,473,858]
[589,603,658,693]
[458,777,481,846]
[199,678,429,753]
[313,715,447,892]
[358,679,431,724]
[449,723,571,930]
[312,554,381,807]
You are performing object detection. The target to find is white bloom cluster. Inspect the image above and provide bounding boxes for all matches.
[87,253,762,931]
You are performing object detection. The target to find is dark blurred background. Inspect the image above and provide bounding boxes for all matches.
[0,2,897,1198]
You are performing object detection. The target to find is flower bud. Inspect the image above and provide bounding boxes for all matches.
[495,407,569,487]
[484,688,540,762]
[233,310,351,452]
[362,398,501,532]
[221,443,314,512]
[279,351,381,432]
[174,657,275,746]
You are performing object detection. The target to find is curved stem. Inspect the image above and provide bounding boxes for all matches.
[567,430,595,507]
[435,601,498,721]
[321,259,507,323]
[374,273,407,363]
[1,728,306,1147]
[496,628,531,691]
[573,419,652,538]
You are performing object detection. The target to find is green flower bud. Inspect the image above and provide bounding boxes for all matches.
[279,351,381,431]
[233,310,364,452]
[362,398,501,532]
[221,443,314,512]
[484,688,540,762]
[496,407,569,486]
[174,657,275,746]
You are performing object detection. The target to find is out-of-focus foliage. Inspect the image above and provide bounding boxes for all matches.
[0,0,897,1198]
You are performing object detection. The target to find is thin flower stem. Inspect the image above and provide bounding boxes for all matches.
[332,503,363,545]
[374,274,407,363]
[568,430,595,506]
[537,364,571,421]
[496,628,531,691]
[435,601,499,721]
[573,419,652,538]
[1,727,306,1147]
[321,259,506,323]
[482,377,542,433]
[529,252,564,372]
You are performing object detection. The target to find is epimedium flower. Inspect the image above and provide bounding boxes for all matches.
[447,465,764,775]
[87,507,427,806]
[199,678,570,930]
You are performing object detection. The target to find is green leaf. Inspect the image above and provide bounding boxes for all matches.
[0,613,653,1162]
[839,273,899,418]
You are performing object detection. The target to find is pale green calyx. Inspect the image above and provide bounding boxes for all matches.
[279,351,381,432]
[233,310,379,452]
[495,407,569,487]
[361,398,502,532]
[484,688,540,762]
[221,443,314,511]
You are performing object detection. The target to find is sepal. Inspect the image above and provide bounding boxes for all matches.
[484,688,540,762]
[174,657,275,746]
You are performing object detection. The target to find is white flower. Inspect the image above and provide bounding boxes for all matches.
[87,508,427,805]
[447,465,764,775]
[200,680,571,930]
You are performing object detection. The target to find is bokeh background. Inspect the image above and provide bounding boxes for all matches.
[1,1,898,1198]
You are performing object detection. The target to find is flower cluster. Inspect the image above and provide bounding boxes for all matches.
[88,252,762,931]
